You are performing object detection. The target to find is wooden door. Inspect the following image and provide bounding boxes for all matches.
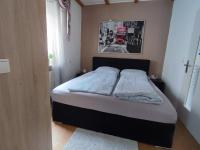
[0,0,52,150]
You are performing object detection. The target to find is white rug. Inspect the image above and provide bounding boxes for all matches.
[64,128,138,150]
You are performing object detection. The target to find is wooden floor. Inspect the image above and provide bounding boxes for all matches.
[52,121,200,150]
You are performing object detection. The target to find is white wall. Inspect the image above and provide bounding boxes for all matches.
[162,0,200,143]
[61,1,82,82]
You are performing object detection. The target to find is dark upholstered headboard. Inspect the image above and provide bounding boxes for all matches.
[93,57,150,75]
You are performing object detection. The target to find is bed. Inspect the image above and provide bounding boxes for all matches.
[51,57,177,148]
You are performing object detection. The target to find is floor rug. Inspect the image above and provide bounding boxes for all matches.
[64,128,138,150]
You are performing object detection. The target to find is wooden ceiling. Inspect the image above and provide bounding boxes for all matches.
[75,0,168,7]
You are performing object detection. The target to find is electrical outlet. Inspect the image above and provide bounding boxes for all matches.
[0,59,10,74]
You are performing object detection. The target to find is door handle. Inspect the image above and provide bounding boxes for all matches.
[184,60,190,73]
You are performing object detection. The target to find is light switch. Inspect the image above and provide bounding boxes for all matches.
[0,59,10,74]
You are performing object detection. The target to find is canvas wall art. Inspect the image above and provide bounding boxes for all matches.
[98,20,145,53]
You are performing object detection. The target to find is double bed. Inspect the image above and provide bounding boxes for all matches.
[51,57,177,148]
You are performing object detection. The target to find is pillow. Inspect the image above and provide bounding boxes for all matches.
[95,66,120,74]
[120,69,147,77]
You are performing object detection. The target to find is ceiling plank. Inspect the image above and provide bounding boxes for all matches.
[134,0,139,3]
[105,0,110,5]
[75,0,84,7]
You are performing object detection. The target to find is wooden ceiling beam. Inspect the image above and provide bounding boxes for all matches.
[75,0,84,7]
[105,0,110,5]
[134,0,139,3]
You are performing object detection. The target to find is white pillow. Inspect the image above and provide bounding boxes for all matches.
[95,66,120,74]
[120,69,147,77]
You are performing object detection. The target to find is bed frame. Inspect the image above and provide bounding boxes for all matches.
[52,57,176,148]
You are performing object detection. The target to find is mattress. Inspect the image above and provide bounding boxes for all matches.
[51,80,177,124]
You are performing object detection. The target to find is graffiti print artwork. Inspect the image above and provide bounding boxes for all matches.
[98,20,145,53]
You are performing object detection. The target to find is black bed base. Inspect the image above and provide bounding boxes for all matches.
[52,102,175,148]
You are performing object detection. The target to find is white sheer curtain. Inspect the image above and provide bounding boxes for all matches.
[46,0,65,87]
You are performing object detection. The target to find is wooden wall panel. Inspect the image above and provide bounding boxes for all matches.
[0,0,52,150]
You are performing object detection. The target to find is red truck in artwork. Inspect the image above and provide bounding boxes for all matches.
[115,26,126,45]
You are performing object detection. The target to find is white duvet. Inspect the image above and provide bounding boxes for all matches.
[113,69,163,104]
[66,67,119,96]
